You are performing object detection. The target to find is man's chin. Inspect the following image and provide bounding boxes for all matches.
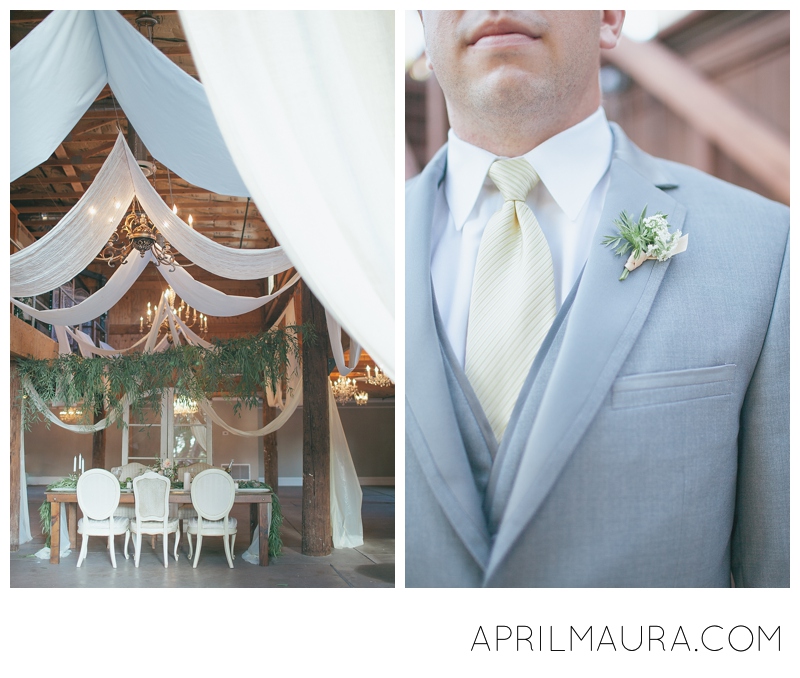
[469,69,550,109]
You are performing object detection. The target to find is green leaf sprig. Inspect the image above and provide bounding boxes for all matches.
[602,206,676,281]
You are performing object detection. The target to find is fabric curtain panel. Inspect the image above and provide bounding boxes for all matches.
[328,386,364,548]
[12,251,299,327]
[180,11,395,377]
[326,310,362,377]
[10,132,294,298]
[12,251,150,325]
[123,144,293,280]
[10,134,135,297]
[10,11,106,181]
[11,10,247,195]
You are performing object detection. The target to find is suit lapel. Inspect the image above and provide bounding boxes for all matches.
[406,147,493,569]
[485,128,687,582]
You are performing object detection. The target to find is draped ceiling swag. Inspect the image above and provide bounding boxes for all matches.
[10,10,394,376]
[11,9,246,194]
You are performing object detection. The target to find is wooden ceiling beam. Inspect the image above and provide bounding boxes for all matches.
[14,174,94,186]
[155,45,192,57]
[195,226,269,233]
[54,145,84,193]
[10,187,210,200]
[12,205,74,214]
[64,133,121,143]
[79,110,126,120]
[84,142,117,158]
[167,199,256,208]
[10,11,52,23]
[40,158,105,168]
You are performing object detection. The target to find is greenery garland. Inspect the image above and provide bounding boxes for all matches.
[17,325,313,426]
[24,327,310,559]
[39,474,284,557]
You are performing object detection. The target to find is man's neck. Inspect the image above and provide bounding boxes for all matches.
[448,99,600,157]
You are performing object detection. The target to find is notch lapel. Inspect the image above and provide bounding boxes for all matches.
[485,131,687,583]
[406,148,493,569]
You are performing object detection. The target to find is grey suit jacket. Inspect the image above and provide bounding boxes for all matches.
[405,124,789,587]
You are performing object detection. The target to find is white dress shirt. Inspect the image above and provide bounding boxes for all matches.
[430,107,614,368]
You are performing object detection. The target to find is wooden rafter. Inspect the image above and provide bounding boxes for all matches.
[604,35,789,204]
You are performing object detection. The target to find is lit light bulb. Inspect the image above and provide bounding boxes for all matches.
[172,204,178,215]
[188,214,194,228]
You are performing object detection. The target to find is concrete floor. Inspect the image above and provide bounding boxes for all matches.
[10,485,394,588]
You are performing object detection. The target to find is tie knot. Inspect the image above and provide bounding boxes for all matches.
[488,157,539,202]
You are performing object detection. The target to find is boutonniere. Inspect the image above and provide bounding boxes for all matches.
[602,206,688,281]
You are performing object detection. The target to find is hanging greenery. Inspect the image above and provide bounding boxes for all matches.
[17,325,314,427]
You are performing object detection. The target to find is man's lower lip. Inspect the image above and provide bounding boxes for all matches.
[472,33,538,48]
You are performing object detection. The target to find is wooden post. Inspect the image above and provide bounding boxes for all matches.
[10,362,21,551]
[262,401,279,491]
[91,395,106,469]
[301,282,331,556]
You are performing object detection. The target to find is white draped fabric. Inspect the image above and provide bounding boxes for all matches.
[22,377,124,433]
[326,310,362,377]
[12,250,150,325]
[199,390,301,438]
[11,11,106,182]
[12,251,299,330]
[160,267,300,317]
[125,147,293,280]
[180,11,395,377]
[18,425,33,546]
[10,133,294,298]
[328,386,364,548]
[11,10,248,195]
[10,134,135,297]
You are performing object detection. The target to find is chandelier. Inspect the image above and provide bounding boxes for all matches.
[58,407,84,424]
[354,391,369,406]
[331,376,360,405]
[140,287,208,335]
[174,396,199,416]
[100,199,182,271]
[365,365,393,387]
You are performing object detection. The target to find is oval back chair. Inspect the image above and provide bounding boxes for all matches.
[178,462,216,536]
[76,469,130,568]
[187,469,237,568]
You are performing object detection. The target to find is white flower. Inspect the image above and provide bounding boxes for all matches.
[603,207,688,280]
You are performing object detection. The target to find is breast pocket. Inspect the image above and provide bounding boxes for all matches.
[611,364,736,409]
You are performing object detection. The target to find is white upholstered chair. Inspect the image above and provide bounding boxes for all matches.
[76,469,130,568]
[177,462,215,536]
[130,472,180,567]
[186,469,237,568]
[111,462,150,520]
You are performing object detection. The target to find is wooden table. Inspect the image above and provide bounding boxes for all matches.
[45,488,273,566]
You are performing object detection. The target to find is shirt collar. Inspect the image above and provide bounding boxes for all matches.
[444,107,613,229]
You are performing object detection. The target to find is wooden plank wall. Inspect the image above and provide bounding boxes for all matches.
[602,10,789,203]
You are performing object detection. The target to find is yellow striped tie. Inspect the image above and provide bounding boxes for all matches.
[465,157,556,442]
